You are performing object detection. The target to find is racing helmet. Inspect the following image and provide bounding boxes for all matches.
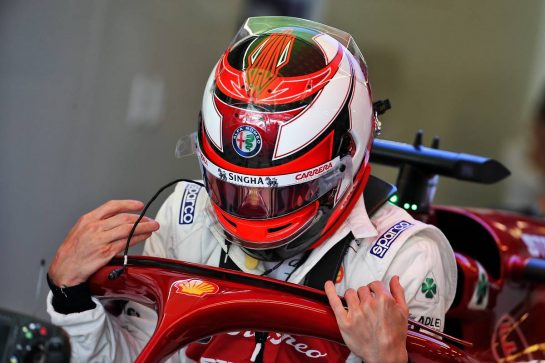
[196,16,377,261]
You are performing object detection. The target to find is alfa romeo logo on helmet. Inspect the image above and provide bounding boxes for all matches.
[232,125,262,158]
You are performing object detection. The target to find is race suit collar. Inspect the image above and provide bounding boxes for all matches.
[346,194,378,239]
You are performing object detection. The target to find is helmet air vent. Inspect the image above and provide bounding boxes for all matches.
[267,223,292,233]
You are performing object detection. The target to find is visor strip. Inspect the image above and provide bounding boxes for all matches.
[196,143,341,188]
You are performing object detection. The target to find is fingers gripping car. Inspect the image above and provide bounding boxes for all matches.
[47,17,458,362]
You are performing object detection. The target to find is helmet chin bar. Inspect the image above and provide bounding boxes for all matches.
[210,201,320,251]
[89,255,474,363]
[241,208,327,261]
[243,164,372,261]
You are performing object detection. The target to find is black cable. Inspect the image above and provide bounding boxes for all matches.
[260,260,284,277]
[108,179,205,280]
[260,251,310,280]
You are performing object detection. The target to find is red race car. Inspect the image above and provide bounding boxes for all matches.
[89,133,545,363]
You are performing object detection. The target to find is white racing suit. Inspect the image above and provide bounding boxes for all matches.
[47,181,457,362]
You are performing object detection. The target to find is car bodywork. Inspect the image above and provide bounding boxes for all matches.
[88,135,545,362]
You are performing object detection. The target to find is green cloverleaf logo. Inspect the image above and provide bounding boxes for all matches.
[476,273,488,305]
[421,277,437,299]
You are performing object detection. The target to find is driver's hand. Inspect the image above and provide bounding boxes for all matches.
[48,200,160,287]
[324,276,409,363]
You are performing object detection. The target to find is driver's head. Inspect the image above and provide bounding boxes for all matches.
[195,16,377,261]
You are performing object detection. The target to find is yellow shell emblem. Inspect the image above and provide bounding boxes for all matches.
[335,265,344,284]
[174,279,219,297]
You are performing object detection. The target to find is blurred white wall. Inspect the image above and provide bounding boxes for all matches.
[1,0,544,316]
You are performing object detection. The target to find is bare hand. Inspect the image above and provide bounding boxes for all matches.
[48,200,160,287]
[324,276,409,363]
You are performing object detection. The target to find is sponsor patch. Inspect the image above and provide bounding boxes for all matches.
[174,279,219,297]
[335,265,344,284]
[421,277,437,299]
[468,262,489,310]
[414,315,442,329]
[232,125,262,158]
[179,184,201,224]
[226,331,327,359]
[197,140,342,188]
[295,161,333,182]
[416,272,439,304]
[370,221,413,258]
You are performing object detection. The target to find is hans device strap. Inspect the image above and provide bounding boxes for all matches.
[303,176,396,289]
[363,175,397,217]
[302,232,354,289]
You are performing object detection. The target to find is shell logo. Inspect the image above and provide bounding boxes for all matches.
[174,279,219,297]
[335,265,345,284]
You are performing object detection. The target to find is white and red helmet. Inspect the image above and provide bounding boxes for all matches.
[196,16,377,261]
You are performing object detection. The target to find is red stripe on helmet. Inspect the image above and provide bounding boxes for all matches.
[216,46,343,105]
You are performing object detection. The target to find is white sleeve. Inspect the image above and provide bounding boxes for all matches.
[143,190,178,258]
[384,234,455,332]
[46,191,181,362]
[46,294,150,362]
